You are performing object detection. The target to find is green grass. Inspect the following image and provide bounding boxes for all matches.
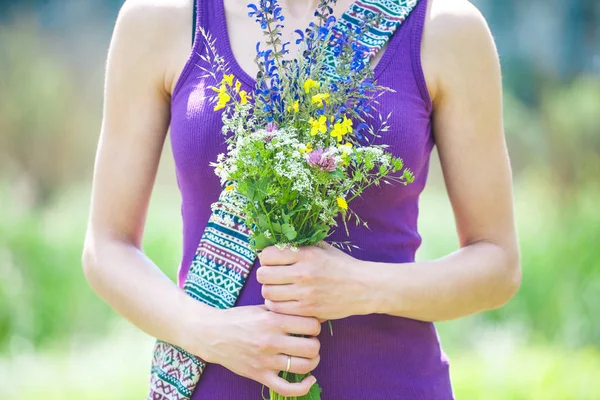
[1,324,599,399]
[450,346,600,399]
[1,175,599,398]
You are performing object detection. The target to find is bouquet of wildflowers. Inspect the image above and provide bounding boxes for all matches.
[198,0,414,398]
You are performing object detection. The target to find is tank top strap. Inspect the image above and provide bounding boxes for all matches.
[192,0,197,46]
[408,0,431,110]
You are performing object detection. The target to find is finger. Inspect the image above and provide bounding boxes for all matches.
[258,246,301,266]
[262,284,300,302]
[275,335,320,359]
[264,372,317,398]
[268,354,320,375]
[256,266,296,285]
[276,314,321,336]
[265,299,310,317]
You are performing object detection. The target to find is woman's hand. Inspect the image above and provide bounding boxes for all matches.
[185,304,321,397]
[257,244,372,320]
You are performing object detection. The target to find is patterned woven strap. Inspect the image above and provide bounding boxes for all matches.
[148,1,420,398]
[148,190,253,399]
[324,0,419,77]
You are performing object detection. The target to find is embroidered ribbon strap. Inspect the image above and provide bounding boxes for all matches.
[324,0,419,77]
[148,190,253,400]
[342,0,418,59]
[148,1,420,398]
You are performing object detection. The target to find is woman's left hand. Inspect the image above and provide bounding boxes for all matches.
[257,244,372,320]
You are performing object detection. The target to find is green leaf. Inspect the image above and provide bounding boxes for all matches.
[245,182,258,202]
[281,223,297,240]
[329,170,344,179]
[271,221,282,233]
[257,215,270,231]
[251,233,276,251]
[299,380,322,400]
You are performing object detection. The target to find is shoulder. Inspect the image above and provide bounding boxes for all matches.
[117,0,191,28]
[109,0,193,92]
[421,0,500,103]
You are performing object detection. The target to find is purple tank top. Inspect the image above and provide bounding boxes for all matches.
[169,0,453,397]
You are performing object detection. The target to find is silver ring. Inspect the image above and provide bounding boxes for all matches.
[285,355,292,373]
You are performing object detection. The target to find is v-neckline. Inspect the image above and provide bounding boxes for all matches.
[214,0,404,88]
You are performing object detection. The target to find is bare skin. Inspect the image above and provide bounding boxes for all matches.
[83,0,520,396]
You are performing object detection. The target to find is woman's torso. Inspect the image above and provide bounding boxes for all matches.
[168,0,454,397]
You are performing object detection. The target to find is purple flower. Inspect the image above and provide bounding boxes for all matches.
[306,148,337,172]
[263,121,279,142]
[266,121,279,132]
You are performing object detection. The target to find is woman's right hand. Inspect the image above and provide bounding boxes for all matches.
[184,304,321,397]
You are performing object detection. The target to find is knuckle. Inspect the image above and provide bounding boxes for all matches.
[297,303,313,316]
[255,335,276,353]
[296,360,312,375]
[304,246,320,261]
[308,338,321,358]
[312,354,321,370]
[269,314,286,331]
[303,287,317,302]
[306,264,318,280]
[309,319,321,336]
[297,266,314,283]
[302,247,315,261]
[251,357,266,371]
[256,267,267,283]
[266,300,280,313]
[261,284,271,299]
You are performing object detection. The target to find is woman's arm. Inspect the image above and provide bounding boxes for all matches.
[83,1,320,395]
[258,1,521,322]
[82,0,197,349]
[371,0,521,321]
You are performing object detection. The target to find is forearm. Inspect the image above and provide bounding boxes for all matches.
[82,235,217,357]
[363,241,521,321]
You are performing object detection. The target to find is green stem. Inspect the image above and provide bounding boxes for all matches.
[264,14,284,72]
[258,196,277,241]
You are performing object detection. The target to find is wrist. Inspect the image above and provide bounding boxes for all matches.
[353,260,397,316]
[176,292,222,362]
[349,258,385,316]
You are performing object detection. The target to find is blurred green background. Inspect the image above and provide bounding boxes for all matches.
[0,0,599,399]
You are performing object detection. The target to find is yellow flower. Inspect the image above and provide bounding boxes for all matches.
[211,84,227,95]
[336,197,348,210]
[234,80,241,93]
[239,90,251,105]
[222,74,234,87]
[341,115,353,133]
[292,100,299,113]
[214,92,231,111]
[330,120,347,142]
[225,185,235,191]
[303,79,319,93]
[299,142,313,153]
[330,115,353,142]
[311,93,330,107]
[309,116,328,136]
